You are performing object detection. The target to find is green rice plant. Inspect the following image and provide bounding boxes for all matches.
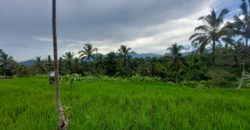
[0,77,250,130]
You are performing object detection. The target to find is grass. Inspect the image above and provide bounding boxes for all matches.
[0,77,250,130]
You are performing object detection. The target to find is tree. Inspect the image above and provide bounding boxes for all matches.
[136,59,151,76]
[0,53,14,77]
[167,43,188,83]
[0,49,3,58]
[13,64,29,76]
[0,50,4,75]
[190,9,229,64]
[118,45,131,67]
[104,52,118,76]
[222,37,244,66]
[185,54,211,81]
[78,43,97,62]
[229,0,250,50]
[227,0,250,89]
[117,45,132,76]
[94,53,105,74]
[63,52,74,74]
[33,57,46,74]
[52,0,68,129]
[71,57,81,74]
[46,55,54,72]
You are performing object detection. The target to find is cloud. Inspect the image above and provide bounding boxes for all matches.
[33,37,52,42]
[0,0,239,61]
[55,0,216,54]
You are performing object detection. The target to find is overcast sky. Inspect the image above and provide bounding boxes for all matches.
[0,0,239,61]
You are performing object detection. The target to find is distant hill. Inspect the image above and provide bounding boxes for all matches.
[18,59,36,66]
[129,51,162,58]
[164,52,193,57]
[18,52,163,66]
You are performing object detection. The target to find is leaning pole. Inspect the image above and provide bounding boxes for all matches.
[52,0,68,129]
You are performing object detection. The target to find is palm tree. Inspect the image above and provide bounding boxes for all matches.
[52,0,68,129]
[222,37,244,65]
[13,64,29,76]
[72,57,81,73]
[59,57,64,73]
[0,49,3,57]
[118,45,131,67]
[0,53,14,77]
[229,0,250,49]
[190,9,229,64]
[167,43,188,83]
[105,52,118,76]
[46,55,54,72]
[228,0,250,89]
[33,57,46,74]
[63,52,74,73]
[0,49,4,67]
[78,43,97,62]
[94,54,105,73]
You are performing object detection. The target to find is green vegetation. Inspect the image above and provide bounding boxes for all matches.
[0,77,250,130]
[1,1,250,129]
[1,0,250,87]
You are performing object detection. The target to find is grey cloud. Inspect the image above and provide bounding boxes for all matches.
[1,0,211,40]
[0,0,238,61]
[57,0,212,41]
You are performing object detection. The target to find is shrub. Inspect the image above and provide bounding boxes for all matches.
[130,75,161,82]
[63,75,162,82]
[207,69,237,87]
[185,69,209,81]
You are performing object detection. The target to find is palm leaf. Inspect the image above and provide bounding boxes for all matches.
[194,25,210,32]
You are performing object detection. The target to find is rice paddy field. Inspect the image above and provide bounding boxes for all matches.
[0,77,250,130]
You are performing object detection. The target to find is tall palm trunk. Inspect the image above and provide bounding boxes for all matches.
[224,44,228,65]
[124,57,127,68]
[212,38,216,66]
[52,0,68,129]
[244,37,248,65]
[233,54,238,65]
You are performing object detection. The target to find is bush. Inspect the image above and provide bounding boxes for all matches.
[207,69,237,87]
[185,69,209,81]
[181,69,238,88]
[130,75,161,82]
[62,74,162,82]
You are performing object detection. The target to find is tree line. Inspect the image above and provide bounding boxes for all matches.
[0,0,250,87]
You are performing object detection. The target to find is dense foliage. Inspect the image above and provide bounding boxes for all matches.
[1,1,250,87]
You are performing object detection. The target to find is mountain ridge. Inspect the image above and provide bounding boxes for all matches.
[18,52,163,66]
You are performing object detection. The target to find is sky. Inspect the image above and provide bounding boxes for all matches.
[0,0,240,61]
